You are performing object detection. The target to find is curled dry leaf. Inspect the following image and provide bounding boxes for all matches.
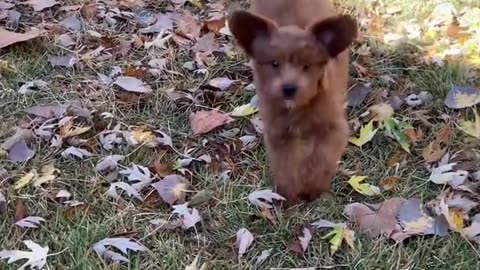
[92,237,145,263]
[15,216,45,229]
[18,79,48,94]
[288,227,313,254]
[0,191,5,215]
[151,174,189,206]
[61,146,93,159]
[107,182,144,201]
[189,110,234,135]
[236,228,254,258]
[248,189,285,209]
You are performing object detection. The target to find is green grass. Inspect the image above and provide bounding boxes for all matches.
[1,0,480,269]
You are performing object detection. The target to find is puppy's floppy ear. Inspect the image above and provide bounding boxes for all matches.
[228,10,277,57]
[308,15,357,58]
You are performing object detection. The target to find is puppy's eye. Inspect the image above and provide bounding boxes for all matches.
[303,65,310,71]
[271,60,280,68]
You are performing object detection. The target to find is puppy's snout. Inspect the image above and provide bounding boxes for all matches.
[282,84,297,98]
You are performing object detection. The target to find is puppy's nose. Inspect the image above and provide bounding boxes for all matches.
[282,84,297,98]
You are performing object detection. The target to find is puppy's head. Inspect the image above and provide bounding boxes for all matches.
[228,11,357,109]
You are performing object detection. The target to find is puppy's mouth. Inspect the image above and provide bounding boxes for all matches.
[284,100,296,110]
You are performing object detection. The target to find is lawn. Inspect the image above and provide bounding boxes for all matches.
[1,0,480,269]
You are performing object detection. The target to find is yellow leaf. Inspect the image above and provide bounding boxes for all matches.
[342,228,356,250]
[188,0,203,8]
[322,226,343,255]
[459,110,480,138]
[14,169,37,190]
[348,175,381,196]
[230,104,258,117]
[449,209,464,231]
[369,103,394,123]
[348,120,378,147]
[34,163,57,187]
[454,93,480,108]
[59,121,91,138]
[127,128,157,146]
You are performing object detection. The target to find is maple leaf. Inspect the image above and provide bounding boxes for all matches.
[348,120,378,147]
[92,237,145,263]
[172,203,201,229]
[348,175,381,196]
[459,109,480,138]
[429,163,468,188]
[0,240,49,270]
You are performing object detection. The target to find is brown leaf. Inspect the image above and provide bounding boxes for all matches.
[14,199,26,222]
[189,110,234,135]
[0,28,41,49]
[80,4,97,21]
[204,16,226,33]
[176,11,201,40]
[386,149,410,167]
[260,207,277,225]
[422,142,447,163]
[153,160,174,177]
[405,128,423,144]
[142,190,163,209]
[63,204,90,221]
[381,176,402,191]
[435,126,451,145]
[124,66,147,79]
[192,33,219,54]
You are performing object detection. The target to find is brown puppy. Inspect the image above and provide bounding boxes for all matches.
[228,0,357,206]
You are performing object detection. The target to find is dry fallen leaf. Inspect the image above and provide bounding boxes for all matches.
[0,28,40,49]
[248,189,286,209]
[345,197,405,238]
[92,237,145,263]
[236,228,254,258]
[172,203,202,229]
[151,174,189,206]
[114,76,152,94]
[381,176,403,191]
[0,240,50,269]
[348,120,378,147]
[288,227,313,254]
[23,0,59,11]
[189,110,234,135]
